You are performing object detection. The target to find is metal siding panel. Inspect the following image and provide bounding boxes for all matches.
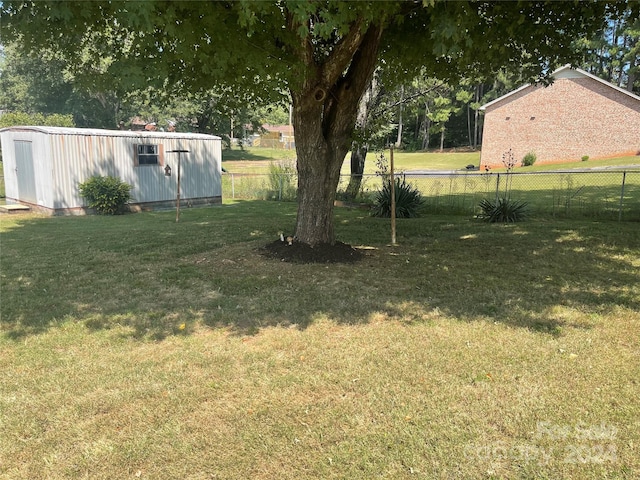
[1,128,222,210]
[162,138,220,201]
[1,130,53,207]
[0,132,18,199]
[51,134,83,209]
[14,141,37,203]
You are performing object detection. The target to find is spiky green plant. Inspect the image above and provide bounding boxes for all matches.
[478,197,529,223]
[371,176,424,218]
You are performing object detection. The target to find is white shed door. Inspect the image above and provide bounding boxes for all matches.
[14,141,37,203]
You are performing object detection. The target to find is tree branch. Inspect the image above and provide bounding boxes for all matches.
[319,17,367,88]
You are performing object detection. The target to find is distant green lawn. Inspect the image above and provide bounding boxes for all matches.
[519,155,640,172]
[1,203,639,479]
[222,146,297,162]
[221,146,481,174]
[222,146,639,175]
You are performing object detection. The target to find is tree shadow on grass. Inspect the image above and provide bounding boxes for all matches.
[1,205,638,341]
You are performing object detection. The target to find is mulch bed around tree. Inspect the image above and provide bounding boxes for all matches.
[261,238,365,264]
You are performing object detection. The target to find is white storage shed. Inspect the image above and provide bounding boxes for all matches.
[0,126,222,214]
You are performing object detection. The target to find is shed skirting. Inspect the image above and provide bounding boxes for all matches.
[4,196,222,216]
[127,196,222,213]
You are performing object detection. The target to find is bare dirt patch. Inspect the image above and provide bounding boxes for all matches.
[261,239,365,264]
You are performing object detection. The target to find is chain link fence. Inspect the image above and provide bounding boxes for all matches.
[3,170,636,220]
[223,169,640,221]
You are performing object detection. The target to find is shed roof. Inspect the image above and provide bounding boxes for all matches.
[0,125,221,140]
[480,65,640,111]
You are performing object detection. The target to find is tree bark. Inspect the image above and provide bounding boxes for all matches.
[395,85,404,148]
[627,36,638,92]
[289,22,383,246]
[467,102,472,148]
[345,74,379,200]
[345,143,367,200]
[421,102,430,150]
[472,84,478,149]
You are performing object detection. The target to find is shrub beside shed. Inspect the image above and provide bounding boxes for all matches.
[0,126,222,214]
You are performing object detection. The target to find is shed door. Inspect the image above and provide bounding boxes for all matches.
[14,141,37,203]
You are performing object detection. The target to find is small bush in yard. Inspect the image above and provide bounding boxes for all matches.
[521,151,537,167]
[582,155,590,162]
[478,197,529,223]
[78,175,132,215]
[371,176,424,218]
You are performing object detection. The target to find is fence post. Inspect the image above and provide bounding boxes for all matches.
[618,171,627,221]
[495,173,501,202]
[279,175,283,201]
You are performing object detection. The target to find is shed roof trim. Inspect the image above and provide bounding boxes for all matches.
[0,126,221,140]
[479,65,640,111]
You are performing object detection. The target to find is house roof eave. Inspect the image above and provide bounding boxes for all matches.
[479,83,532,111]
[479,65,640,111]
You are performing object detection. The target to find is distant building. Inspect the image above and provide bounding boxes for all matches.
[129,117,149,131]
[252,124,295,149]
[480,65,640,167]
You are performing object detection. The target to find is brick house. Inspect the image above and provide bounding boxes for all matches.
[479,65,640,168]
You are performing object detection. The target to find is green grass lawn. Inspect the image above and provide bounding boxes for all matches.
[221,147,482,174]
[222,147,297,174]
[221,147,639,176]
[222,146,298,162]
[518,155,640,173]
[1,203,639,479]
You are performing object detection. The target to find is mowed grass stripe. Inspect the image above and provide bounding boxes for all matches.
[1,203,638,479]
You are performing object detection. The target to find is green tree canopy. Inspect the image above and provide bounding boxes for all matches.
[1,0,621,245]
[577,3,640,92]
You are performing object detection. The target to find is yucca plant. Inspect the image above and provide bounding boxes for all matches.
[371,176,424,218]
[478,197,529,223]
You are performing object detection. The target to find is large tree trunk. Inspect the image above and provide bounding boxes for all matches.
[345,143,368,200]
[292,96,348,245]
[289,22,383,246]
[345,75,379,200]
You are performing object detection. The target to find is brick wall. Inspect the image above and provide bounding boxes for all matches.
[480,76,640,167]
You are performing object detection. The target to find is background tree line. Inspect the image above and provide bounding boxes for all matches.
[0,42,289,141]
[1,3,637,151]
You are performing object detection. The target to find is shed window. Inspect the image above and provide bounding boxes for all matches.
[134,144,164,166]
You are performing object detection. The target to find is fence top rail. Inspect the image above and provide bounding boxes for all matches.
[382,169,640,177]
